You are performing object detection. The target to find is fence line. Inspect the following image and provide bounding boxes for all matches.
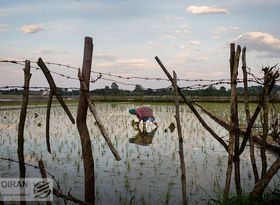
[1,59,279,92]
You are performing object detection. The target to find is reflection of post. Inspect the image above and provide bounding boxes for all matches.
[18,60,31,205]
[77,37,95,203]
[173,71,187,205]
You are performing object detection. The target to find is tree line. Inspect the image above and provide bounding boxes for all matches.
[1,82,280,97]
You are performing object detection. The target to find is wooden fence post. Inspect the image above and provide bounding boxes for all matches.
[18,60,31,205]
[242,47,259,183]
[76,37,95,203]
[46,89,54,153]
[172,71,188,205]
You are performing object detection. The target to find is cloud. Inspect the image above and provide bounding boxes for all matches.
[96,58,153,71]
[189,41,200,46]
[186,6,229,14]
[175,53,208,62]
[165,14,184,20]
[213,36,222,40]
[157,34,178,40]
[0,24,8,31]
[33,48,69,55]
[234,32,280,58]
[148,41,163,49]
[18,24,47,34]
[180,24,190,28]
[217,26,240,33]
[94,53,116,61]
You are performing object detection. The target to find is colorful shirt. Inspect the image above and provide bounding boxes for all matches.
[135,107,154,121]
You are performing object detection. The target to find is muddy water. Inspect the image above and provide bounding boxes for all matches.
[0,103,279,204]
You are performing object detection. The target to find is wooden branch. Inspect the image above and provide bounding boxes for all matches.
[37,58,75,124]
[173,71,188,205]
[239,75,278,155]
[155,56,228,152]
[76,36,95,203]
[0,157,90,205]
[78,70,121,161]
[251,156,280,198]
[53,189,94,205]
[46,89,54,154]
[195,102,280,154]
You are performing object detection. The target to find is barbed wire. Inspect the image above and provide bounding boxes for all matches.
[1,59,279,91]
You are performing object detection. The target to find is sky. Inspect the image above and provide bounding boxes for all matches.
[0,0,280,90]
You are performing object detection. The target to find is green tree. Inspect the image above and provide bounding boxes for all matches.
[111,82,119,90]
[134,84,144,91]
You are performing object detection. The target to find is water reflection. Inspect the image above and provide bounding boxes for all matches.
[129,127,158,146]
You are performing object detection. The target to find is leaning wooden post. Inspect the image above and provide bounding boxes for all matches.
[155,56,228,152]
[172,71,188,205]
[46,89,54,154]
[78,70,121,161]
[37,58,75,124]
[18,60,31,204]
[77,37,95,203]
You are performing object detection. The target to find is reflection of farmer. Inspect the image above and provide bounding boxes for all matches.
[129,127,158,146]
[129,106,158,130]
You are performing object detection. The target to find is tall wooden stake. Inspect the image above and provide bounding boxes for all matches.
[233,45,241,196]
[76,37,95,203]
[46,89,54,153]
[242,47,259,183]
[173,71,188,205]
[18,60,32,204]
[224,43,236,200]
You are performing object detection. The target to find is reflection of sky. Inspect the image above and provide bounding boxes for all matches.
[0,103,279,204]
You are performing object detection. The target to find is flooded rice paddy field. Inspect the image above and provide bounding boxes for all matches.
[0,102,279,204]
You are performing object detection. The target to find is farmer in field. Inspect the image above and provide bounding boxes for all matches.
[129,106,158,130]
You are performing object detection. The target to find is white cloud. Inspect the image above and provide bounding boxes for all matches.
[157,34,178,40]
[0,24,8,31]
[33,48,69,55]
[234,32,280,58]
[94,52,116,61]
[180,24,190,28]
[213,36,222,40]
[96,58,153,71]
[165,14,184,20]
[18,24,47,34]
[217,26,240,33]
[186,6,229,14]
[189,41,200,46]
[175,53,208,62]
[148,41,163,49]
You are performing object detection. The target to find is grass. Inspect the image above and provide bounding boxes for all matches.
[208,188,280,205]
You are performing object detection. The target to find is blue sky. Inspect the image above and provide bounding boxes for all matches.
[0,0,280,90]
